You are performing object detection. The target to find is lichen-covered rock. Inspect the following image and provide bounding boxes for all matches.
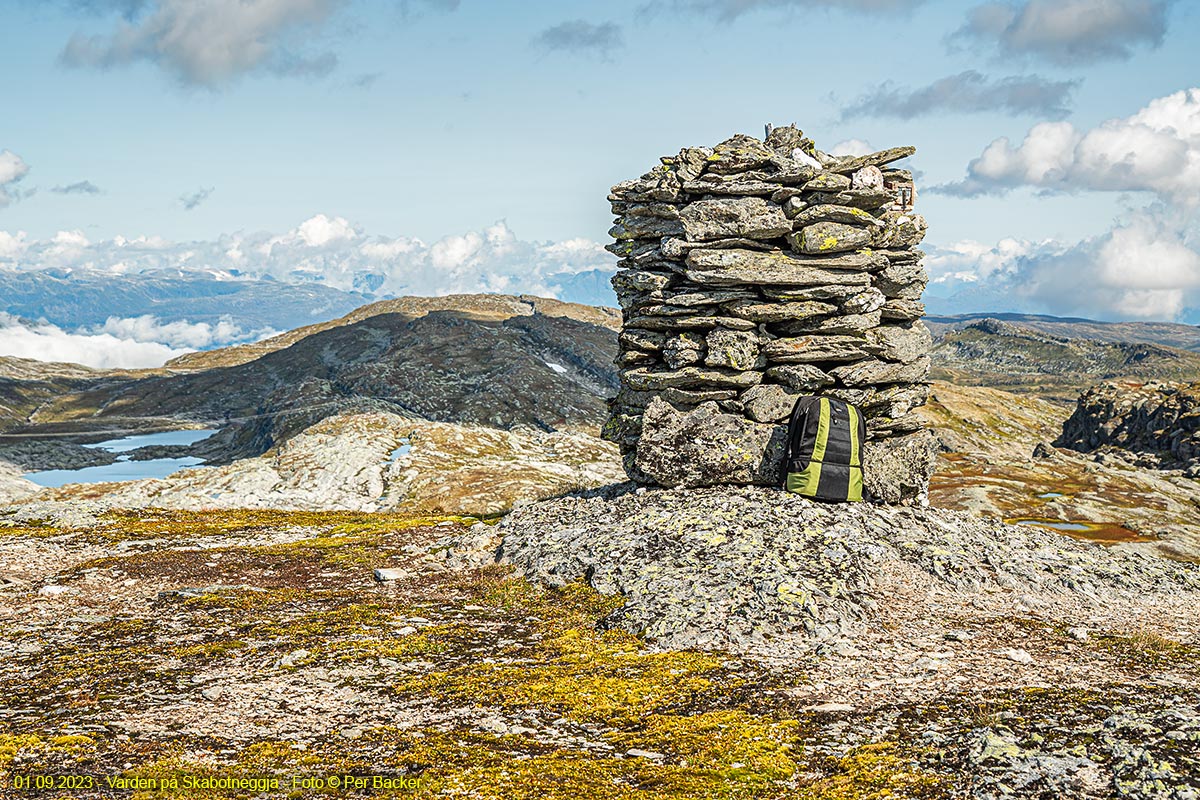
[741,383,800,423]
[679,197,791,241]
[802,172,851,192]
[623,366,762,391]
[633,398,786,487]
[791,221,873,255]
[662,333,705,369]
[705,134,776,175]
[865,322,933,364]
[765,364,835,392]
[703,328,760,371]
[831,356,931,387]
[762,335,871,364]
[789,203,886,227]
[874,212,927,248]
[725,299,837,323]
[863,429,938,504]
[875,262,929,299]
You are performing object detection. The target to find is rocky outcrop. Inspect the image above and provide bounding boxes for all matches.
[19,412,623,515]
[603,126,932,501]
[500,485,1200,657]
[1056,381,1200,477]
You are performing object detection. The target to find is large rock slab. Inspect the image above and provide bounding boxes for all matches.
[830,356,931,387]
[789,203,886,227]
[684,249,881,287]
[633,398,786,487]
[726,299,837,323]
[679,197,790,241]
[623,366,762,391]
[863,429,938,504]
[761,336,871,364]
[864,322,932,364]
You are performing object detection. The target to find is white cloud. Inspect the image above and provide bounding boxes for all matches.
[60,0,343,88]
[954,0,1173,64]
[0,312,278,369]
[829,139,874,157]
[0,215,616,301]
[0,231,28,259]
[0,314,190,369]
[927,210,1200,322]
[0,150,31,208]
[90,315,278,349]
[938,87,1200,203]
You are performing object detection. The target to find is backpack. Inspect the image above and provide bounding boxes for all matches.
[782,395,865,502]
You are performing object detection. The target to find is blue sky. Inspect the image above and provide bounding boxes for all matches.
[2,0,1200,365]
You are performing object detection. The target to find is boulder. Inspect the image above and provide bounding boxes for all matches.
[634,398,787,487]
[862,429,938,505]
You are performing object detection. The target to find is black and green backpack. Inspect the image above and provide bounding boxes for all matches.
[782,395,865,502]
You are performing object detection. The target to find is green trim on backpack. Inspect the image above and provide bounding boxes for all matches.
[786,461,823,497]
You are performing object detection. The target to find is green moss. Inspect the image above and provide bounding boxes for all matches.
[1091,630,1200,669]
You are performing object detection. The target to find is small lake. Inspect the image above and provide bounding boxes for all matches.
[26,429,217,488]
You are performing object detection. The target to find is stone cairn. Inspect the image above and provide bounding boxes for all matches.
[601,125,937,503]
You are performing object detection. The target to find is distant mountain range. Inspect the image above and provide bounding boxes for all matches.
[927,312,1200,353]
[930,317,1200,402]
[0,269,369,331]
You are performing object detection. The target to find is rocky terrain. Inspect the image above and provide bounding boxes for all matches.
[931,319,1200,403]
[24,412,621,517]
[1058,381,1200,476]
[1,491,1196,798]
[604,127,934,502]
[920,380,1200,563]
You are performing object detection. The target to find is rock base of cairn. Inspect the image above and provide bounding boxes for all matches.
[601,125,936,504]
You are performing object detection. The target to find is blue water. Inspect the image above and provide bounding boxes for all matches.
[389,439,412,461]
[83,429,216,453]
[26,429,217,488]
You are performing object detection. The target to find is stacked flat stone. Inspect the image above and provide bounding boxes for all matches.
[601,125,937,504]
